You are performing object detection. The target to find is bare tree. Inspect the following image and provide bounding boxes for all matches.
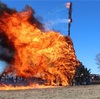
[96,53,100,69]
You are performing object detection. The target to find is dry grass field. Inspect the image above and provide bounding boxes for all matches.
[0,85,100,99]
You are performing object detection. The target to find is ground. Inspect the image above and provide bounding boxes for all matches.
[0,85,100,99]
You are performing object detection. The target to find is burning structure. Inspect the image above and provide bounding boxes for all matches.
[0,2,80,90]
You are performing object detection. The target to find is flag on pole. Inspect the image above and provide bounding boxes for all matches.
[66,2,71,9]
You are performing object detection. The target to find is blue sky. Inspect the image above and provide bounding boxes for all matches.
[0,0,100,74]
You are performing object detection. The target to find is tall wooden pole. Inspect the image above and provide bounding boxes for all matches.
[66,2,72,36]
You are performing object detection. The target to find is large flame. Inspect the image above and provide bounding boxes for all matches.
[0,3,80,90]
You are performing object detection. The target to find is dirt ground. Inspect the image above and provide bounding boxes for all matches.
[0,85,100,99]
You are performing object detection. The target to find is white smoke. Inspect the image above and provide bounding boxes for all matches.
[47,18,68,26]
[44,18,68,31]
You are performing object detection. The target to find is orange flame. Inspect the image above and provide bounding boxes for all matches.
[0,5,80,90]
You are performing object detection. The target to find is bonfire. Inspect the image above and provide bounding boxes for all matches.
[0,2,80,90]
